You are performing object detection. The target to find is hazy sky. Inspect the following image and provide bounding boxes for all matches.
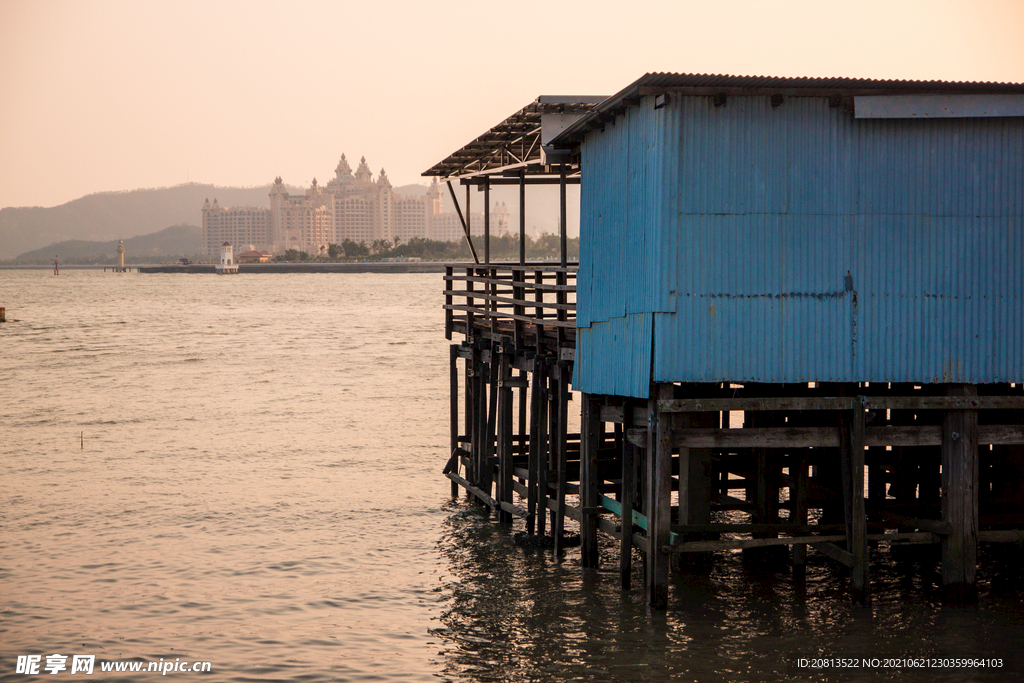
[2,0,1022,210]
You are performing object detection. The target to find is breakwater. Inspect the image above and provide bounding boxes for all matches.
[137,261,447,274]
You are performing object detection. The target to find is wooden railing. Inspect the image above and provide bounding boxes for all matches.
[444,262,577,346]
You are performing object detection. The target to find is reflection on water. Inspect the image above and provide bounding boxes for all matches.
[2,270,1022,682]
[434,500,1024,682]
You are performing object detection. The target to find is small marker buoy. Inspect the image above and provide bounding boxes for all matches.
[0,306,5,323]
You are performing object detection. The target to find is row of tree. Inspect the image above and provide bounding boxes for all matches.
[272,234,580,263]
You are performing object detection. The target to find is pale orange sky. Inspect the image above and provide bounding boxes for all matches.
[1,0,1022,210]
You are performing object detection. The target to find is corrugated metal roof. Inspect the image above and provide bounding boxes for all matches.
[554,72,1024,147]
[422,97,603,178]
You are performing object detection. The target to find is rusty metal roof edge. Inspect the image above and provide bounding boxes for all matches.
[423,96,606,178]
[551,71,1024,147]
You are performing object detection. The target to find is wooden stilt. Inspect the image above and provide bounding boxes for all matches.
[497,349,514,524]
[553,365,569,555]
[792,448,809,577]
[536,362,549,537]
[465,347,478,493]
[481,343,499,498]
[517,369,528,471]
[450,345,460,497]
[942,384,979,602]
[839,402,870,606]
[646,384,673,609]
[527,358,544,534]
[580,393,601,568]
[621,401,637,590]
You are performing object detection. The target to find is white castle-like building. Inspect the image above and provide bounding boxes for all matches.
[202,154,507,256]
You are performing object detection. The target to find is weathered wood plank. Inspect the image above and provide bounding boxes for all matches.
[978,529,1024,543]
[600,405,625,424]
[810,541,855,567]
[446,471,498,509]
[942,384,979,598]
[646,385,674,610]
[449,345,460,496]
[620,401,638,590]
[670,522,846,534]
[664,532,938,554]
[668,425,1024,449]
[658,396,1024,413]
[580,394,601,568]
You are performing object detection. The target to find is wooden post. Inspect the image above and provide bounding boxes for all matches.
[536,362,549,537]
[483,178,490,265]
[450,344,460,497]
[646,384,673,609]
[481,342,499,499]
[497,350,514,524]
[518,370,528,470]
[527,358,545,534]
[792,449,809,577]
[465,346,478,492]
[580,394,601,568]
[519,169,526,265]
[839,402,870,606]
[621,401,637,590]
[553,365,569,555]
[942,384,979,602]
[475,347,489,499]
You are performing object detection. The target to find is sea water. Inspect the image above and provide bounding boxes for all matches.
[2,270,1022,682]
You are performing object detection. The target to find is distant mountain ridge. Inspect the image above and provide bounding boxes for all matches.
[15,224,204,264]
[0,179,570,261]
[0,182,293,260]
[0,182,437,261]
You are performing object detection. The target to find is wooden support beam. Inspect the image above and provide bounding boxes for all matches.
[792,449,809,577]
[481,342,499,498]
[811,540,855,568]
[621,401,638,590]
[580,394,601,568]
[465,346,479,494]
[449,345,460,497]
[665,532,938,554]
[553,367,570,554]
[446,471,498,509]
[942,384,979,602]
[536,361,549,537]
[527,358,545,535]
[839,404,870,606]
[670,425,1023,448]
[978,529,1024,543]
[658,395,1024,414]
[497,350,514,524]
[646,384,674,609]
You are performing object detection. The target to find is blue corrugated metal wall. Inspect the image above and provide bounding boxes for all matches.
[574,95,1024,397]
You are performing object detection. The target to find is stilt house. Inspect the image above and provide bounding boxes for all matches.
[430,74,1024,609]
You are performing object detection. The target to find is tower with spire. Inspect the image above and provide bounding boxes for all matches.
[354,156,373,183]
[203,152,480,257]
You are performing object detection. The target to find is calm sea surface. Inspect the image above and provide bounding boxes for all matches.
[2,270,1022,682]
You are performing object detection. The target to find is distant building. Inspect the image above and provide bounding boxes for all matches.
[237,249,270,263]
[201,153,486,257]
[202,200,271,257]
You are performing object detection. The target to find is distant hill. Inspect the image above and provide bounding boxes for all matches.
[0,179,571,261]
[15,224,204,264]
[0,183,297,261]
